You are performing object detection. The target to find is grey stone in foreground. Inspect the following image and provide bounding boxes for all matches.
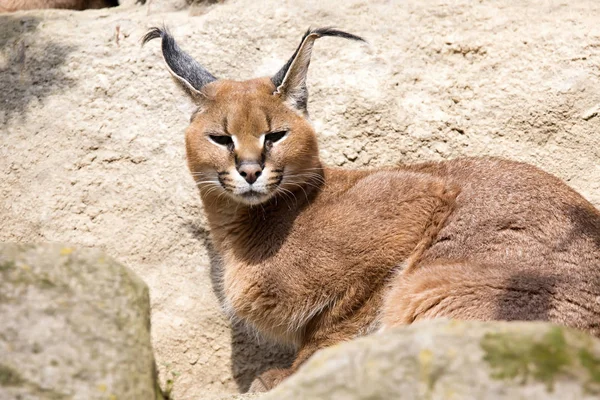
[221,394,262,400]
[261,320,600,400]
[0,244,162,400]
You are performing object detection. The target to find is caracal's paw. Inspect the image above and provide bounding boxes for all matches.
[248,368,291,393]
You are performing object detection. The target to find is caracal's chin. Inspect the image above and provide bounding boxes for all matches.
[230,189,275,206]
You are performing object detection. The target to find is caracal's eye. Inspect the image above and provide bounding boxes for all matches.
[265,131,287,144]
[209,135,234,147]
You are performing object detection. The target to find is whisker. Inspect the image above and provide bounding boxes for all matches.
[285,173,325,180]
[285,175,325,184]
[275,187,297,209]
[203,184,222,198]
[283,174,326,188]
[287,179,322,191]
[285,181,309,202]
[190,171,214,176]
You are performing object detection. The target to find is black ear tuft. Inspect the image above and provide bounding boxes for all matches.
[271,27,365,114]
[141,27,162,45]
[271,28,365,89]
[142,26,217,96]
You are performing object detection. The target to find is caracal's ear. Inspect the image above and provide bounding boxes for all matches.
[142,26,217,101]
[271,27,365,115]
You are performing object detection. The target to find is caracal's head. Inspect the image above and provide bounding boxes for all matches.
[143,27,364,206]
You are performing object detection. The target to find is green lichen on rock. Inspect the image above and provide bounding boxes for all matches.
[262,320,600,400]
[0,364,23,387]
[0,260,15,272]
[481,327,572,390]
[0,244,162,400]
[579,348,600,394]
[580,349,600,383]
[418,348,446,393]
[480,325,600,394]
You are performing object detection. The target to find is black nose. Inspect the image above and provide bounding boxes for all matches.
[237,162,262,184]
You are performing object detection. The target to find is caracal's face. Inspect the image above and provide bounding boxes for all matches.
[185,78,321,206]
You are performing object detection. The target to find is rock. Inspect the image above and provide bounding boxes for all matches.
[0,244,162,400]
[220,395,261,400]
[142,0,189,12]
[262,320,600,399]
[1,1,600,399]
[582,104,600,121]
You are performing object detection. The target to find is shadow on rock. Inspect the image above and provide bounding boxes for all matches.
[185,221,295,393]
[0,15,76,125]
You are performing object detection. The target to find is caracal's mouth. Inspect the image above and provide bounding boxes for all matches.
[235,189,274,205]
[217,167,284,206]
[240,189,265,197]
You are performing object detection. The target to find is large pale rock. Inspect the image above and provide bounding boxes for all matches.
[1,1,599,399]
[263,320,600,400]
[0,244,161,400]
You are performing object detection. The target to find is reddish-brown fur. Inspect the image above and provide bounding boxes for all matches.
[186,79,600,391]
[147,29,600,392]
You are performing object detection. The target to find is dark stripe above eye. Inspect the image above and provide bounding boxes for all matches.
[223,116,229,135]
[209,135,233,146]
[265,131,287,143]
[265,113,272,133]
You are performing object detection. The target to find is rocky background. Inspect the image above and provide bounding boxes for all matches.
[1,0,600,399]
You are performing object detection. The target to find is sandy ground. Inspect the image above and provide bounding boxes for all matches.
[1,0,599,398]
